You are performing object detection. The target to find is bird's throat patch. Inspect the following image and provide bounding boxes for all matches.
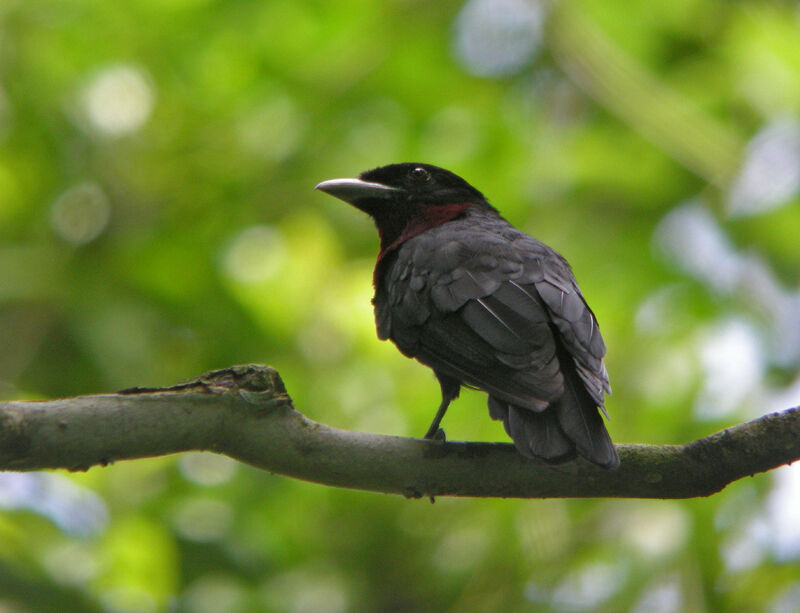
[377,203,471,262]
[373,203,471,287]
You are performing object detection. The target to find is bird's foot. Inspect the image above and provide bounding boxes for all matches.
[425,427,446,442]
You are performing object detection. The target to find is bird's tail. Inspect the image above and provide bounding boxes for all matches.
[489,396,576,463]
[488,369,619,469]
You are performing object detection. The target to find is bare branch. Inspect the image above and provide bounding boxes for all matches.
[1,365,797,499]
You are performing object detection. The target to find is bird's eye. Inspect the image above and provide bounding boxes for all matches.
[409,167,431,182]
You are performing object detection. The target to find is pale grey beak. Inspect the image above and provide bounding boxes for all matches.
[314,178,400,205]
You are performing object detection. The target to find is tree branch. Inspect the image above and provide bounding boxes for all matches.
[1,365,797,499]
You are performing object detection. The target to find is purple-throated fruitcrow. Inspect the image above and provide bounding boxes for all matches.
[316,163,619,468]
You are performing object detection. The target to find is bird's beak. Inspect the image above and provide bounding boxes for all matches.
[314,178,400,206]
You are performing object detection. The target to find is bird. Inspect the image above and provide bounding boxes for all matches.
[315,163,619,469]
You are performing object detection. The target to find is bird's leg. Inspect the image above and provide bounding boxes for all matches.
[425,376,460,441]
[424,396,451,440]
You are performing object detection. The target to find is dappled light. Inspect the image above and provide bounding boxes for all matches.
[453,0,544,78]
[728,119,800,218]
[50,182,111,245]
[82,65,155,137]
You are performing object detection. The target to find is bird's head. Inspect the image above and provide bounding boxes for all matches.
[316,163,494,254]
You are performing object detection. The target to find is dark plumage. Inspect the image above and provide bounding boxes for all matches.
[316,163,619,468]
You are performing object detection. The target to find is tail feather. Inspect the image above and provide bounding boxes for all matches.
[488,391,619,469]
[554,394,619,469]
[488,397,574,462]
[554,347,619,469]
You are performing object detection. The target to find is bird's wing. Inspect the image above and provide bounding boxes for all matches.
[532,268,611,409]
[376,215,616,466]
[376,216,611,412]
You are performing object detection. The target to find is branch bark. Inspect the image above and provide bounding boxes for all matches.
[1,365,797,499]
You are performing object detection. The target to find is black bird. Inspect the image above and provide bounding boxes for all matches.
[316,163,619,468]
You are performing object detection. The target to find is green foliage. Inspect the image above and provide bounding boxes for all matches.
[1,0,800,611]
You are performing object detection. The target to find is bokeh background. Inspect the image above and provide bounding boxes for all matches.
[2,0,800,611]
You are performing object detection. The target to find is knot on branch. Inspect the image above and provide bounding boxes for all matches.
[119,364,288,396]
[195,364,289,396]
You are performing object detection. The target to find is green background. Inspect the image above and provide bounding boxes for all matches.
[1,0,800,611]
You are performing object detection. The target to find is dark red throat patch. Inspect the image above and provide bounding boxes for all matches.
[378,203,470,261]
[374,203,471,284]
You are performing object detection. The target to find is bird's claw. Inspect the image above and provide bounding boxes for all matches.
[428,428,446,442]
